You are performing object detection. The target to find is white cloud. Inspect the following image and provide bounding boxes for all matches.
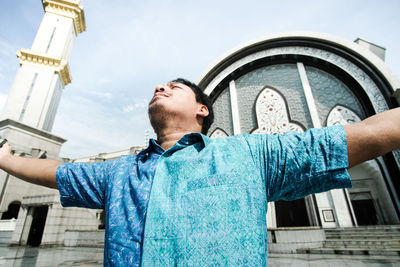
[52,89,151,158]
[55,109,151,158]
[87,90,112,99]
[122,99,148,114]
[122,106,134,113]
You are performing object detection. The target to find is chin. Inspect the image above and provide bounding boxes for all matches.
[148,101,167,117]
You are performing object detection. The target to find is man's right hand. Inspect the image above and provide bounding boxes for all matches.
[0,141,61,189]
[0,141,12,162]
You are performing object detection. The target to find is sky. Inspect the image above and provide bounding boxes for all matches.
[0,0,399,159]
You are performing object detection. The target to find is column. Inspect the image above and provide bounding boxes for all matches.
[297,62,353,228]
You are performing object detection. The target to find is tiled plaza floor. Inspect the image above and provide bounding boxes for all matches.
[0,246,399,266]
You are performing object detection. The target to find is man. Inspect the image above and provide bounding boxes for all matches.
[0,78,399,266]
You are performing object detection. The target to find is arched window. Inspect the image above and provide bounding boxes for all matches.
[251,87,304,134]
[1,201,21,220]
[209,128,228,139]
[326,105,361,126]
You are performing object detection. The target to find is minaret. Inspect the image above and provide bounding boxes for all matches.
[0,1,88,246]
[1,0,85,131]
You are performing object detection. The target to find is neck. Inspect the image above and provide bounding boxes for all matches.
[156,130,198,150]
[149,109,203,150]
[149,112,202,150]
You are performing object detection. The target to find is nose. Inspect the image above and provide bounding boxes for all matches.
[155,85,166,93]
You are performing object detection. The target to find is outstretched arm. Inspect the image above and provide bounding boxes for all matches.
[0,142,61,189]
[344,107,400,168]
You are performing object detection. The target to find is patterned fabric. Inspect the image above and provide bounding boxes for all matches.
[141,126,351,266]
[56,139,164,266]
[56,126,351,267]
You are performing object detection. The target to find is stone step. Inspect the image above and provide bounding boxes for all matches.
[297,226,400,256]
[325,245,400,250]
[297,247,400,256]
[325,225,400,232]
[324,226,400,242]
[326,239,400,244]
[325,240,400,249]
[326,230,400,235]
[325,233,400,239]
[325,229,400,233]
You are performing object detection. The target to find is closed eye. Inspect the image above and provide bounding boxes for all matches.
[168,82,184,90]
[171,85,183,90]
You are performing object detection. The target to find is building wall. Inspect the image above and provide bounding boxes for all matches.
[306,66,365,125]
[236,64,312,132]
[201,33,400,228]
[208,87,233,136]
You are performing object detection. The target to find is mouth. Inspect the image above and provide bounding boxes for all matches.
[149,93,169,104]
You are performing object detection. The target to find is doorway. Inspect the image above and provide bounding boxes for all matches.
[27,206,48,246]
[275,198,311,227]
[351,199,378,225]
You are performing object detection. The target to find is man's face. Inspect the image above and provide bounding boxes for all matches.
[148,82,205,125]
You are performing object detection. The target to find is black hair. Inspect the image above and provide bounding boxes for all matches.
[170,78,214,135]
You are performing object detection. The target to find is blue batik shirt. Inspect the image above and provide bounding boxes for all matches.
[56,126,352,266]
[57,139,164,266]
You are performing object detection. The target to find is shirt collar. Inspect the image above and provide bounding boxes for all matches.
[137,138,164,160]
[149,139,165,154]
[179,132,212,148]
[138,132,212,158]
[163,132,210,155]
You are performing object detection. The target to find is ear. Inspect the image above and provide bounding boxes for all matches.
[197,104,209,118]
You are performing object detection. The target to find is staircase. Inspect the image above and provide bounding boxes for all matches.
[298,225,400,256]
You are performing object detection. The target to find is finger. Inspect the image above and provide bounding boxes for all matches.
[0,139,7,148]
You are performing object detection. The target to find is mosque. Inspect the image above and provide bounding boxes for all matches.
[0,0,399,255]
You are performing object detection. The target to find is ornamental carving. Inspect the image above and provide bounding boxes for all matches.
[204,46,388,114]
[17,49,71,86]
[42,0,86,34]
[326,105,361,126]
[251,87,304,134]
[210,128,228,139]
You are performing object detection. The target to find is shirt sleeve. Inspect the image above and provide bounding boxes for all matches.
[56,160,116,209]
[243,125,352,202]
